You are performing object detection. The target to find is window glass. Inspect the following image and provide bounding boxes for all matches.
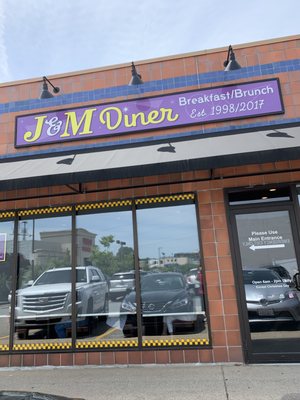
[134,204,209,346]
[7,196,207,351]
[235,211,300,353]
[76,211,136,347]
[14,216,72,347]
[0,221,14,350]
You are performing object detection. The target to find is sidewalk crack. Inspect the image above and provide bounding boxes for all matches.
[221,365,229,400]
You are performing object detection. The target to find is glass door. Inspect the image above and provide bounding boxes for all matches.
[232,207,300,363]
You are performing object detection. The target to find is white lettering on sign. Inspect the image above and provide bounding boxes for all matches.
[178,86,274,106]
[241,229,291,250]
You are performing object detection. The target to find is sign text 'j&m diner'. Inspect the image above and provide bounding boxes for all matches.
[15,79,284,147]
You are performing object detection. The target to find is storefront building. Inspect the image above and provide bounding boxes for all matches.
[0,35,300,367]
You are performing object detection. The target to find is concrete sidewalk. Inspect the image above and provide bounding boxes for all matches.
[0,364,300,400]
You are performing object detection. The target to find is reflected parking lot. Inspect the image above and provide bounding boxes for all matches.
[0,296,208,346]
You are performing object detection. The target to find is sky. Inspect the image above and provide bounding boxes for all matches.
[0,0,299,84]
[3,204,199,259]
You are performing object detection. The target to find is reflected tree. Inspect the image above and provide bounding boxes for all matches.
[115,245,134,272]
[100,235,115,251]
[90,235,134,277]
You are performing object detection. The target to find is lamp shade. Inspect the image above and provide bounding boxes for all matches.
[129,62,143,85]
[224,46,241,71]
[40,76,60,99]
[40,81,54,99]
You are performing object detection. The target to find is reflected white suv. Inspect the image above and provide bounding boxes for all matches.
[14,266,109,339]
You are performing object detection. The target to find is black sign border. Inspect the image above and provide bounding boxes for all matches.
[14,78,285,148]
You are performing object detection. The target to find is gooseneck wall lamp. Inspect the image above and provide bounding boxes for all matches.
[128,62,144,85]
[223,45,241,71]
[40,76,60,99]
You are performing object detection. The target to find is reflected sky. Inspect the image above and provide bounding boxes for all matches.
[77,211,134,255]
[137,204,199,258]
[1,204,200,259]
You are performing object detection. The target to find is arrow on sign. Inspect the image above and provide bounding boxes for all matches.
[249,244,285,251]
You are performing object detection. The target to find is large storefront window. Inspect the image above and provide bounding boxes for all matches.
[135,201,209,347]
[14,216,72,347]
[1,194,209,352]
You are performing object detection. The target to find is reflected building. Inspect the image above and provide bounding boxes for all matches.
[6,228,96,270]
[147,252,200,269]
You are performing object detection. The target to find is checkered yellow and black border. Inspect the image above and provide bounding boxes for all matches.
[76,340,138,349]
[18,206,72,217]
[0,211,16,219]
[76,200,132,212]
[6,340,138,352]
[12,342,72,351]
[0,337,209,352]
[142,338,209,347]
[75,338,208,349]
[135,193,194,206]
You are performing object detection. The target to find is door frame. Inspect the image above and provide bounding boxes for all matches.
[226,190,300,363]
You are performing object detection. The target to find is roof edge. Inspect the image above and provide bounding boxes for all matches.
[1,34,299,88]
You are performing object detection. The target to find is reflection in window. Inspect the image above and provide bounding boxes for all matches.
[75,211,137,346]
[132,204,209,345]
[5,196,209,351]
[14,216,72,344]
[0,221,14,350]
[235,211,300,352]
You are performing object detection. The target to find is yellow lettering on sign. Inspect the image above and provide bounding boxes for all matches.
[99,106,179,131]
[99,107,122,131]
[60,108,97,137]
[23,115,47,143]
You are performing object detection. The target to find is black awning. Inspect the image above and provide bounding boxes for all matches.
[1,125,300,190]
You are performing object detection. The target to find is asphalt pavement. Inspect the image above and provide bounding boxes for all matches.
[0,363,300,400]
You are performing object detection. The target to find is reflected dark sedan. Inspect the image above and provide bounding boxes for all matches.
[120,272,200,336]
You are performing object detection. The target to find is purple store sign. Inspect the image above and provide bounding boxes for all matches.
[15,78,284,147]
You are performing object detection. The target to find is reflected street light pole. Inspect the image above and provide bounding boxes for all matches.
[158,247,163,268]
[116,240,126,264]
[31,219,35,280]
[21,221,28,241]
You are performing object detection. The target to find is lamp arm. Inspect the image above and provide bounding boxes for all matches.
[43,76,60,93]
[131,62,137,76]
[223,45,233,67]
